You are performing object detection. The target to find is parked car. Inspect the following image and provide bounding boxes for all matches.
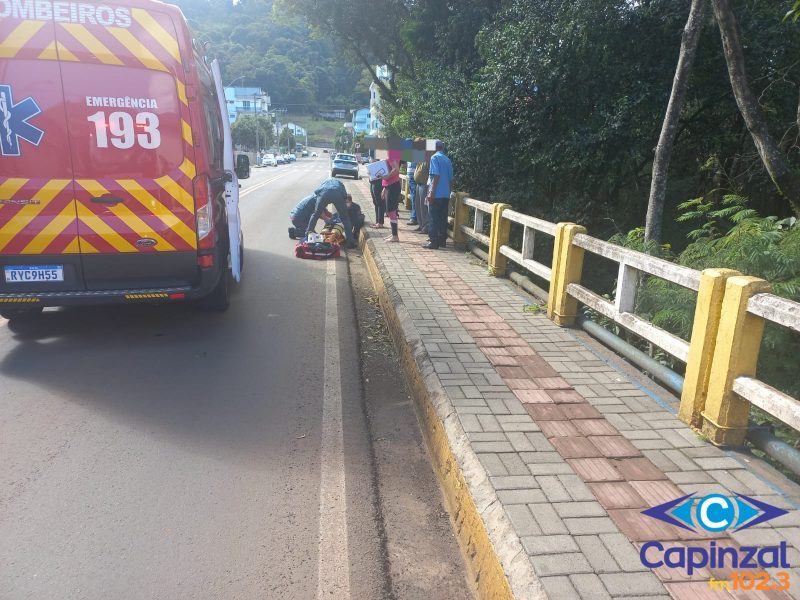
[311,152,318,157]
[261,154,277,167]
[288,154,297,162]
[302,150,309,157]
[331,154,360,179]
[276,155,285,165]
[322,149,328,153]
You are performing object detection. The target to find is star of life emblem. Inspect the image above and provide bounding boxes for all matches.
[0,84,45,157]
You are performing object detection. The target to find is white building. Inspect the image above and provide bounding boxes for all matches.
[368,65,390,134]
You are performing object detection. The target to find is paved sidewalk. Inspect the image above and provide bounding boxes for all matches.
[349,180,800,599]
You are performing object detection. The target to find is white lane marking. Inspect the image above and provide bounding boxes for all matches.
[238,172,292,198]
[317,258,350,598]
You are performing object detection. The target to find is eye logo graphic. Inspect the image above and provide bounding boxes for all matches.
[0,85,45,157]
[643,493,788,533]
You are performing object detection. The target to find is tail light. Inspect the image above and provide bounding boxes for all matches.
[193,175,214,249]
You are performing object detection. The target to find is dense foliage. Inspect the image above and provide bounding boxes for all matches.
[174,0,367,110]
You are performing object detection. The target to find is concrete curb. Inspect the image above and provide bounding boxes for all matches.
[358,232,545,600]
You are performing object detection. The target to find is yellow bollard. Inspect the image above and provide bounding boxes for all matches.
[452,193,470,244]
[678,268,740,428]
[701,276,771,446]
[546,223,586,327]
[487,203,512,276]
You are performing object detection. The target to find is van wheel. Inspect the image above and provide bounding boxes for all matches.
[1,306,44,321]
[200,262,230,312]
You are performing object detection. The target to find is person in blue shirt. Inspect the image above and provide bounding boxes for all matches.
[423,140,454,249]
[289,194,330,239]
[307,178,356,248]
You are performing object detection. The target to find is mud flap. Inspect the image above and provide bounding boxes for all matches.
[211,59,242,282]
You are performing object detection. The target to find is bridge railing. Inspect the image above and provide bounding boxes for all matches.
[446,193,800,447]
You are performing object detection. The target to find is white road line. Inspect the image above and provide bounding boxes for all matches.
[317,259,350,598]
[238,172,292,198]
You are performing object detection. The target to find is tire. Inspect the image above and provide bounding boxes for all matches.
[331,172,336,178]
[200,251,231,312]
[1,306,44,321]
[355,174,360,180]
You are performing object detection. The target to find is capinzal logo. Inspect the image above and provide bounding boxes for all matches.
[643,493,787,533]
[640,493,792,577]
[0,84,44,157]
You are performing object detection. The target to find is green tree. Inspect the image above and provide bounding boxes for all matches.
[231,114,274,152]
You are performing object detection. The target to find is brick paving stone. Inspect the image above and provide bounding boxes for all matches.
[477,414,502,432]
[574,418,619,436]
[539,576,578,598]
[505,377,541,390]
[694,456,746,471]
[608,508,707,542]
[491,475,540,490]
[506,431,537,452]
[548,389,585,403]
[496,488,547,505]
[628,480,684,508]
[599,532,649,572]
[505,504,542,537]
[589,482,648,509]
[527,462,576,476]
[558,474,597,502]
[498,452,530,476]
[554,502,608,518]
[589,435,643,459]
[560,403,604,420]
[574,535,621,574]
[525,404,567,421]
[642,449,681,472]
[613,457,668,481]
[476,453,508,477]
[521,534,579,555]
[568,458,624,482]
[569,573,613,600]
[513,389,554,404]
[537,475,573,502]
[600,572,666,596]
[532,553,594,577]
[529,503,569,535]
[550,436,602,458]
[538,420,581,438]
[563,516,619,535]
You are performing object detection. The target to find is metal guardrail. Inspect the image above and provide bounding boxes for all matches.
[447,192,800,446]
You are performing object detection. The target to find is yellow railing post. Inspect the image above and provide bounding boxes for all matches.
[488,203,512,276]
[403,175,412,209]
[701,276,771,446]
[546,223,586,327]
[452,193,470,244]
[678,268,740,428]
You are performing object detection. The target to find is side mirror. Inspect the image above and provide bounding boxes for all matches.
[235,154,250,179]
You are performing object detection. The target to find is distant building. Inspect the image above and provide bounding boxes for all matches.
[351,107,370,134]
[319,109,346,120]
[228,87,270,122]
[368,66,390,134]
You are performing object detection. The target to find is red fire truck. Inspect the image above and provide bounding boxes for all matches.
[0,0,246,319]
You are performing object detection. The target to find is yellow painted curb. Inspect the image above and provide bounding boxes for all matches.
[358,230,543,599]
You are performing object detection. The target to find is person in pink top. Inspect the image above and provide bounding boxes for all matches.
[381,155,402,242]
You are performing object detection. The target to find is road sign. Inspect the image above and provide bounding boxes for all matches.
[355,143,360,149]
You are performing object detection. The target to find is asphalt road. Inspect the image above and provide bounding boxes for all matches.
[0,155,469,599]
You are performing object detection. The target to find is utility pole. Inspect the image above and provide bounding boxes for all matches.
[253,94,258,159]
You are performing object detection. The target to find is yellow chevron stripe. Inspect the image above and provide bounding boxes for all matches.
[182,120,193,145]
[178,159,196,179]
[20,202,76,254]
[0,21,45,58]
[117,179,197,248]
[33,179,70,202]
[154,175,195,213]
[60,24,124,65]
[63,237,82,254]
[176,80,188,106]
[0,178,29,201]
[132,8,181,64]
[56,41,79,62]
[75,180,175,251]
[76,202,137,252]
[107,27,168,72]
[38,41,58,61]
[0,194,57,252]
